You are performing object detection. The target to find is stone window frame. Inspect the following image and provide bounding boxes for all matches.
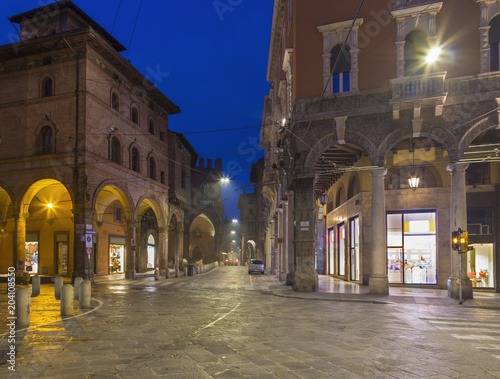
[476,0,500,73]
[129,144,141,173]
[317,18,363,94]
[148,118,155,135]
[109,135,122,165]
[148,154,157,180]
[130,104,139,124]
[391,2,443,78]
[111,89,120,112]
[38,124,55,155]
[41,75,54,97]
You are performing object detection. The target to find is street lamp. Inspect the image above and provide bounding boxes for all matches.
[232,218,238,223]
[425,47,441,64]
[408,140,419,191]
[221,177,230,184]
[319,194,328,206]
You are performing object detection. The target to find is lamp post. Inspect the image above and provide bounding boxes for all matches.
[408,140,419,191]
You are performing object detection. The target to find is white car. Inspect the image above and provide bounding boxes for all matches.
[248,259,265,275]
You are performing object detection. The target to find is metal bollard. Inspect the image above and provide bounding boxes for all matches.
[74,277,83,300]
[31,275,40,297]
[61,284,74,316]
[154,268,160,281]
[175,268,179,277]
[15,288,31,328]
[79,280,91,309]
[183,267,188,276]
[197,266,200,274]
[166,269,170,279]
[54,276,63,300]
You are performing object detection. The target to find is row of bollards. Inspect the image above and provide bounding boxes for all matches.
[15,276,92,328]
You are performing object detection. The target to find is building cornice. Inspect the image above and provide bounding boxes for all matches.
[266,0,286,83]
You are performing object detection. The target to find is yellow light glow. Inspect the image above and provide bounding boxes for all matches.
[46,203,54,209]
[425,47,441,64]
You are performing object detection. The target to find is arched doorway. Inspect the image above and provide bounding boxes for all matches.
[94,184,132,275]
[18,179,73,277]
[188,214,216,263]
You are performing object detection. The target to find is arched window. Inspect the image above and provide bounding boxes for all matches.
[330,44,351,94]
[347,176,360,199]
[42,77,53,97]
[111,137,121,164]
[490,15,500,71]
[149,119,155,135]
[336,187,345,207]
[39,125,53,154]
[149,157,156,180]
[111,91,120,111]
[131,147,140,172]
[404,30,428,76]
[131,106,138,124]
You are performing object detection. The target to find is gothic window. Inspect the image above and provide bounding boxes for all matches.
[131,106,139,124]
[330,44,351,94]
[39,125,53,154]
[404,30,428,76]
[149,157,156,180]
[111,137,121,164]
[149,119,155,135]
[387,165,437,190]
[42,77,53,97]
[490,15,500,71]
[131,147,140,172]
[111,91,120,111]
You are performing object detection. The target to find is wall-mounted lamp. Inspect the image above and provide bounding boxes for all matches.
[319,194,328,206]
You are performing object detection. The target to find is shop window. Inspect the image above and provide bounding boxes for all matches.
[149,157,156,180]
[42,77,53,97]
[25,231,39,274]
[111,91,120,111]
[467,244,494,288]
[337,223,345,276]
[55,232,69,276]
[39,125,53,155]
[131,106,139,124]
[109,235,125,273]
[404,30,429,76]
[490,15,500,71]
[147,234,155,269]
[110,137,121,164]
[387,210,437,285]
[330,44,351,94]
[466,162,490,185]
[131,147,140,172]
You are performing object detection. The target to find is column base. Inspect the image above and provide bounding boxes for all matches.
[447,276,473,301]
[125,270,136,279]
[292,266,318,292]
[285,271,294,286]
[369,274,389,295]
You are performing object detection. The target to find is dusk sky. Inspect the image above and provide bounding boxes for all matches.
[0,0,274,220]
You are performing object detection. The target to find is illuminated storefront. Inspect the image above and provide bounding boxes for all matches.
[109,235,125,274]
[328,227,334,275]
[349,216,360,281]
[387,211,437,285]
[337,223,345,276]
[25,232,39,274]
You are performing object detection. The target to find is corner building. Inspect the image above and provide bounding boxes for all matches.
[0,1,223,282]
[261,0,500,298]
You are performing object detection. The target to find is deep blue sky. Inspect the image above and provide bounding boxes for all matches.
[0,0,273,220]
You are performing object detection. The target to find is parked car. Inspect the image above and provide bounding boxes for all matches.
[248,259,265,275]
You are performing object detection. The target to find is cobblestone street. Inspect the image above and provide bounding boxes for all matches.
[2,267,500,378]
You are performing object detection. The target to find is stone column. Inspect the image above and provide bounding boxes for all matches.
[72,205,94,282]
[292,176,318,292]
[285,190,295,285]
[277,205,284,280]
[125,220,136,279]
[15,211,27,282]
[447,163,472,300]
[369,168,389,295]
[316,206,326,275]
[272,214,278,275]
[158,227,167,273]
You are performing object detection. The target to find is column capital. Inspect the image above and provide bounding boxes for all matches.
[446,162,469,174]
[369,167,387,178]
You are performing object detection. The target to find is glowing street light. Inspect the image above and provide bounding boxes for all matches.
[425,47,441,64]
[231,230,235,234]
[232,219,238,223]
[46,203,54,209]
[220,177,230,184]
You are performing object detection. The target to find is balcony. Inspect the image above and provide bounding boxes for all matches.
[394,0,439,10]
[390,72,447,120]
